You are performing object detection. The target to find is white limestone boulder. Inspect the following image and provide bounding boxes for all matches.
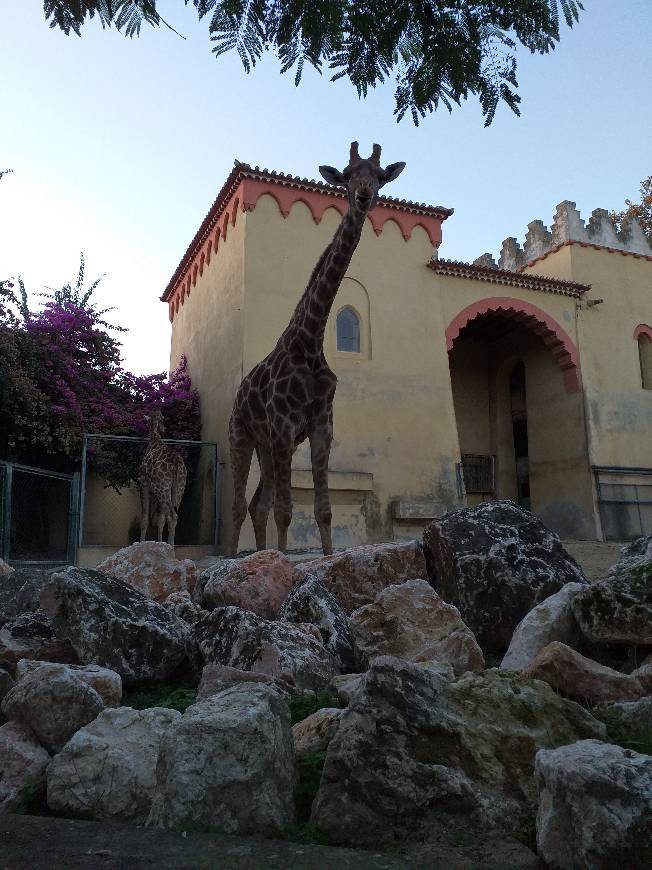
[40,567,192,686]
[292,540,426,614]
[1,662,104,753]
[423,500,586,655]
[535,740,652,869]
[350,578,484,676]
[0,720,50,813]
[0,567,48,626]
[280,573,357,672]
[192,606,336,691]
[592,697,652,751]
[311,658,605,846]
[47,706,181,823]
[200,549,293,619]
[330,672,364,705]
[15,661,122,708]
[96,542,197,603]
[501,582,585,671]
[0,666,15,722]
[147,683,295,835]
[0,558,14,578]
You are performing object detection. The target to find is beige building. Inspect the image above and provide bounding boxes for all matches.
[163,163,652,551]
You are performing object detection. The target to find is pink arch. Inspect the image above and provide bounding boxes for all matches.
[446,296,581,394]
[634,323,652,342]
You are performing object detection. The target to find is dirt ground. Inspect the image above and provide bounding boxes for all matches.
[562,539,624,580]
[0,815,543,870]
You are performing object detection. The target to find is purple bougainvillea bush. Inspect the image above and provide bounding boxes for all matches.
[0,266,200,486]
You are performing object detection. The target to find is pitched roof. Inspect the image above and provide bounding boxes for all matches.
[429,258,590,298]
[162,162,453,302]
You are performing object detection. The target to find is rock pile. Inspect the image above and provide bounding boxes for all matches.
[0,508,649,869]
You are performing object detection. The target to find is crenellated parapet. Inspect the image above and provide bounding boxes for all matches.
[494,200,652,270]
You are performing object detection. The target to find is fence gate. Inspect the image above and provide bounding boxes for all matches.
[0,461,79,567]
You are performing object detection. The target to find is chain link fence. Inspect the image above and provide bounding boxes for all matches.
[79,435,220,549]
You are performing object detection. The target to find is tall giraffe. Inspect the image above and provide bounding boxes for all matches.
[229,142,405,555]
[138,409,187,547]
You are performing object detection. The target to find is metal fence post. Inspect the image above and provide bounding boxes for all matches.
[68,472,81,565]
[2,463,12,561]
[78,435,88,549]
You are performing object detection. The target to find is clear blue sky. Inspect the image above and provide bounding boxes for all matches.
[1,0,650,374]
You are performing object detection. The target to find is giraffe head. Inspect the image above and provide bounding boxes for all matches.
[319,142,405,214]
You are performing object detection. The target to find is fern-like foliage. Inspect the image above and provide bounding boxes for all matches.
[43,0,585,125]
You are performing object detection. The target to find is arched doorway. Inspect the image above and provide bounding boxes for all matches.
[446,297,594,538]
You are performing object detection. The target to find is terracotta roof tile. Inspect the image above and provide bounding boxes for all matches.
[429,258,590,297]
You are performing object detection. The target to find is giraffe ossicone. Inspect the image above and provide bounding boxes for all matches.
[229,142,406,556]
[138,409,187,548]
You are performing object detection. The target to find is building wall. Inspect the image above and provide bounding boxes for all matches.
[169,208,247,548]
[238,193,463,551]
[168,189,651,550]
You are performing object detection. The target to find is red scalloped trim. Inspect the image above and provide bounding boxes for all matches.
[446,296,581,394]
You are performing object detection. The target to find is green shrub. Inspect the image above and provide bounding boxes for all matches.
[123,686,197,713]
[288,690,341,726]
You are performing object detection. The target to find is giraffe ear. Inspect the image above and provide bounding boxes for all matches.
[379,161,406,187]
[319,165,346,186]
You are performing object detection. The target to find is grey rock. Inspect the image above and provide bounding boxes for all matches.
[40,567,191,686]
[2,662,104,753]
[15,661,122,708]
[0,568,51,626]
[423,500,586,655]
[147,683,295,835]
[572,535,652,647]
[592,697,652,750]
[47,706,181,823]
[535,740,652,870]
[0,666,15,723]
[279,573,357,672]
[193,606,336,691]
[0,609,77,673]
[162,591,207,626]
[0,720,50,813]
[502,583,585,671]
[312,657,605,846]
[197,662,294,700]
[330,672,364,705]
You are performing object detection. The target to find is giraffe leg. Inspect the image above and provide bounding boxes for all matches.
[271,436,293,553]
[249,445,274,551]
[156,507,166,543]
[229,433,255,556]
[140,486,150,542]
[167,508,178,548]
[310,426,333,555]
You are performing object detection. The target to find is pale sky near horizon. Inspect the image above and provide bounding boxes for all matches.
[1,0,650,375]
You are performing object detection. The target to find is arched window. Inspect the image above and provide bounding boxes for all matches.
[336,307,361,353]
[639,334,652,390]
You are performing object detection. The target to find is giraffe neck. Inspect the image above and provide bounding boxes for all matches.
[284,205,368,351]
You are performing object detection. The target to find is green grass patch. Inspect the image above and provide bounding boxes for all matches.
[294,750,327,825]
[123,686,198,713]
[288,690,341,726]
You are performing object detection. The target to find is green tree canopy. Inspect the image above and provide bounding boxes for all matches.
[43,1,584,125]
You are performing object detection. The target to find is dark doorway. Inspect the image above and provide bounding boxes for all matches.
[510,361,530,510]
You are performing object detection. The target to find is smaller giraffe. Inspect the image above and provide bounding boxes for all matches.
[138,409,187,547]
